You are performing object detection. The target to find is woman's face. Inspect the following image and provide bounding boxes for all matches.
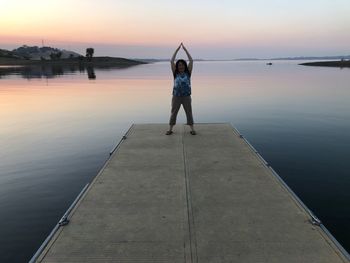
[177,62,185,73]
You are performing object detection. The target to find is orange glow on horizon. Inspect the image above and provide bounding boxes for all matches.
[1,0,349,57]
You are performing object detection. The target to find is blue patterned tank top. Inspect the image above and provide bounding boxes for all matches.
[173,72,191,97]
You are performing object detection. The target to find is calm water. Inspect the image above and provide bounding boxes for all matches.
[1,61,349,262]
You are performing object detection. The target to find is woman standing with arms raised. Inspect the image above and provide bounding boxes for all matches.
[166,43,196,135]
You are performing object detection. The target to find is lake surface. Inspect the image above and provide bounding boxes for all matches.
[1,61,349,262]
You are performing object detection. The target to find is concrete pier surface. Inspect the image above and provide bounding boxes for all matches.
[35,123,349,262]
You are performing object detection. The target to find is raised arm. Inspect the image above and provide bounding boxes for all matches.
[182,43,193,75]
[171,43,182,74]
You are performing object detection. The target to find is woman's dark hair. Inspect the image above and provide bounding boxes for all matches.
[174,59,190,78]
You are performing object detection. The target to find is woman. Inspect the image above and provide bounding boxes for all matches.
[166,43,196,135]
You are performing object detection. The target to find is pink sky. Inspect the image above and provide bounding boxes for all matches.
[1,0,349,59]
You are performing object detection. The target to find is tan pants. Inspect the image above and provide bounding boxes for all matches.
[169,95,194,125]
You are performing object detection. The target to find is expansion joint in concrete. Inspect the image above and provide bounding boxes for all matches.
[182,126,198,263]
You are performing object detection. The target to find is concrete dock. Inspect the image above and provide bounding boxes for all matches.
[35,123,348,262]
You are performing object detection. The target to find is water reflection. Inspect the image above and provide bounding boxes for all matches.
[86,66,96,79]
[1,61,350,262]
[0,63,137,80]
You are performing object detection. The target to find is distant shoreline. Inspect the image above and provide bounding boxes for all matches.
[0,56,147,66]
[2,57,350,69]
[299,60,350,68]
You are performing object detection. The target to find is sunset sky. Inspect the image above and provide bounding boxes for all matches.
[1,0,349,59]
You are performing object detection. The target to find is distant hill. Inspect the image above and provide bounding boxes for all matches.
[0,45,81,60]
[10,45,81,60]
[0,48,20,59]
[300,60,350,68]
[270,55,350,61]
[232,55,350,61]
[0,45,147,66]
[132,56,350,62]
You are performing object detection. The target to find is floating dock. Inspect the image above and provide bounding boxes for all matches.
[33,123,349,262]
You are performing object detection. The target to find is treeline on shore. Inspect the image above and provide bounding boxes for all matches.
[0,56,147,66]
[300,60,350,68]
[0,46,146,66]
